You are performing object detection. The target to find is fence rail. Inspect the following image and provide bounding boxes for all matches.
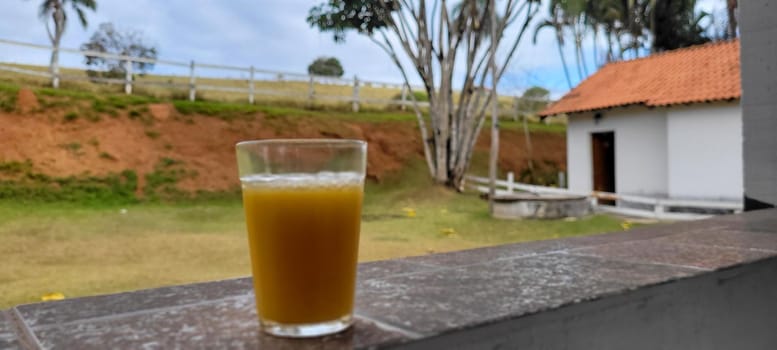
[0,38,439,111]
[465,174,743,221]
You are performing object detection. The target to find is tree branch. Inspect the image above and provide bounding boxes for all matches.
[369,33,436,177]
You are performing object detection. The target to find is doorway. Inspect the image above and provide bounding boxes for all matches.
[591,132,615,205]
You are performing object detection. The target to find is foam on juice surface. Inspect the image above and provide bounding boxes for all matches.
[240,171,364,190]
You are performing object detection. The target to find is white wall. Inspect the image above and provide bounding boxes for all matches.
[667,102,743,201]
[567,107,668,196]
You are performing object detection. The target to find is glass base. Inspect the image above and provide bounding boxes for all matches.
[261,315,352,338]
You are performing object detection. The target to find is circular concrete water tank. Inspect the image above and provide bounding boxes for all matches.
[492,193,591,219]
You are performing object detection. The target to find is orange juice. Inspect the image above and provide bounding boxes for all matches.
[241,174,363,325]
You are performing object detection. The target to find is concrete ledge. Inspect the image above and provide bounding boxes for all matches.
[2,209,776,349]
[492,193,591,219]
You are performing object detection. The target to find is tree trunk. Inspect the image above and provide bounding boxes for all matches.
[49,3,65,88]
[432,100,450,183]
[487,0,499,212]
[556,29,573,89]
[727,0,738,39]
[605,30,614,62]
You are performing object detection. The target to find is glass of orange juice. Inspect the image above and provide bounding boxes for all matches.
[235,139,366,338]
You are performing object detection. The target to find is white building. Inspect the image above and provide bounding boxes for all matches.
[540,40,742,203]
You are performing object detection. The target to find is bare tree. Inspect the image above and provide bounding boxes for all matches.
[308,0,540,189]
[81,22,158,79]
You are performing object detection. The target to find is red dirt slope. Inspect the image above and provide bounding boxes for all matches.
[0,99,565,193]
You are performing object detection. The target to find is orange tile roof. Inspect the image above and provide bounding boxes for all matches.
[540,40,740,116]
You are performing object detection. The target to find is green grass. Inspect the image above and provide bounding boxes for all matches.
[0,81,19,112]
[0,160,139,205]
[63,111,79,122]
[0,158,622,309]
[498,118,566,133]
[0,160,633,309]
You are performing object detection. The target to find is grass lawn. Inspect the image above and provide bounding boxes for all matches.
[0,173,630,309]
[0,63,556,119]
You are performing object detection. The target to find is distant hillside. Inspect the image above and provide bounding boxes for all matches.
[0,81,565,201]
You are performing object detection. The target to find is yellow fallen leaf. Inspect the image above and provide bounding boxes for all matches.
[401,207,416,218]
[41,292,65,301]
[440,228,456,236]
[621,221,633,230]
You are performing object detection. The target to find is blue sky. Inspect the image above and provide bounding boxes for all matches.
[0,0,726,98]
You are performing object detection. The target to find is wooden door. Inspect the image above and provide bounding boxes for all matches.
[592,132,615,205]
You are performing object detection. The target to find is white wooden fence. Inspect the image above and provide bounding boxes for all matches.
[0,38,429,111]
[1,38,558,115]
[465,174,743,221]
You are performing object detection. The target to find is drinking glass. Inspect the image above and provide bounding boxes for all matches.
[236,139,366,337]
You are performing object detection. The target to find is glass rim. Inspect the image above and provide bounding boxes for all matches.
[236,139,366,148]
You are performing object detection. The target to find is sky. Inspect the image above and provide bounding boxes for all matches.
[0,0,726,99]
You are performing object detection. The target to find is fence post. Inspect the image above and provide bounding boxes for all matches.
[51,46,60,88]
[188,60,196,102]
[654,199,665,218]
[352,75,360,112]
[558,171,566,188]
[124,60,133,95]
[308,75,315,106]
[400,84,407,111]
[248,66,255,104]
[506,172,515,194]
[513,96,520,121]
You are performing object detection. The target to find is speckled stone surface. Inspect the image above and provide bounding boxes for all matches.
[3,209,776,349]
[31,295,409,350]
[569,239,775,270]
[357,259,439,280]
[0,311,22,350]
[356,253,698,334]
[16,278,254,328]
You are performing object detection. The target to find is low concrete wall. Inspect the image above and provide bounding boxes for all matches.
[3,209,776,349]
[407,257,777,350]
[492,194,591,219]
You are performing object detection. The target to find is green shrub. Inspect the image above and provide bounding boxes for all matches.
[63,112,79,122]
[84,112,102,122]
[392,90,428,102]
[0,169,138,205]
[36,87,95,100]
[173,100,259,120]
[61,142,82,152]
[0,84,17,111]
[518,160,562,186]
[99,152,116,160]
[0,160,33,175]
[143,158,196,200]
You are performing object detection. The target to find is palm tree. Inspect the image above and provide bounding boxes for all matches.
[726,0,738,39]
[534,1,573,89]
[648,0,710,52]
[38,0,97,87]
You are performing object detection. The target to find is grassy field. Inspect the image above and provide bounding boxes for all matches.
[0,62,560,121]
[0,167,629,309]
[0,63,405,106]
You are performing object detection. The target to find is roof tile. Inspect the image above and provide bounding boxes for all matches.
[540,40,740,116]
